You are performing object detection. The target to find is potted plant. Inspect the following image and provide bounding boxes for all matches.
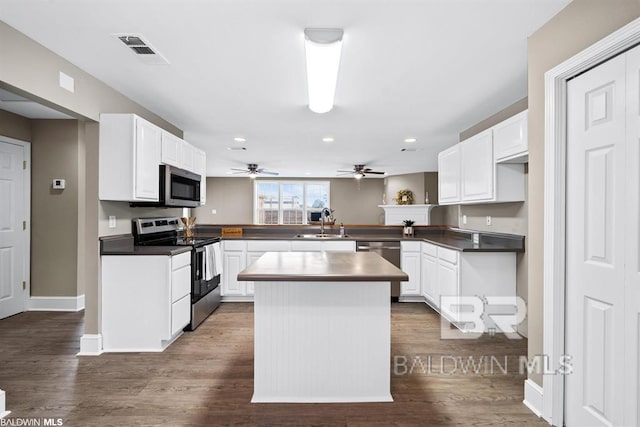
[403,219,415,237]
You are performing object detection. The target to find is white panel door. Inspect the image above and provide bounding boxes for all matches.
[245,251,265,296]
[222,251,245,296]
[624,45,640,427]
[133,118,161,200]
[421,251,438,307]
[194,148,206,205]
[0,141,25,319]
[160,131,180,167]
[566,51,626,427]
[460,130,494,202]
[400,251,420,296]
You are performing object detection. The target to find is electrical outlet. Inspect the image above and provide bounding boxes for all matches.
[211,209,217,215]
[486,216,492,226]
[108,215,116,228]
[462,215,467,225]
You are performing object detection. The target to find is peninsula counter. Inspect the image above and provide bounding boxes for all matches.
[238,251,408,403]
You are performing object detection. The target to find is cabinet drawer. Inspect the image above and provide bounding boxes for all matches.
[171,252,191,271]
[438,247,459,265]
[401,241,421,252]
[223,240,246,251]
[171,294,190,336]
[322,241,355,252]
[246,240,290,252]
[290,240,321,251]
[171,265,191,302]
[421,242,437,257]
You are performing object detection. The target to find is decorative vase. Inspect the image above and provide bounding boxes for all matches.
[403,226,413,237]
[181,216,196,238]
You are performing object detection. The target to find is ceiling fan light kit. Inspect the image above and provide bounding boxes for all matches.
[304,28,343,114]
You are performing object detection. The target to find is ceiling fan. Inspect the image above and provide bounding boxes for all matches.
[230,163,279,179]
[337,164,386,179]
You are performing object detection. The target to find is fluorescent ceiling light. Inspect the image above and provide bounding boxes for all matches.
[304,28,343,114]
[404,138,417,143]
[234,137,246,142]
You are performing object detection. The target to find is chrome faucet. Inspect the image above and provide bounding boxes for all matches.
[320,208,331,236]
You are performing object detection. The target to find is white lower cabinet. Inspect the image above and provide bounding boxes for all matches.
[421,242,439,308]
[221,241,247,298]
[400,242,421,297]
[402,241,517,332]
[101,251,191,352]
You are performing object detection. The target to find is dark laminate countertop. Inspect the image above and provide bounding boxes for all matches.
[237,252,409,282]
[99,235,191,256]
[190,227,525,253]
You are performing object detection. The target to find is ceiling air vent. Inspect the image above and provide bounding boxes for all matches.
[115,34,169,65]
[226,147,247,151]
[401,148,418,152]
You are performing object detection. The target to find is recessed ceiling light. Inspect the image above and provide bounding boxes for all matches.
[322,137,334,143]
[305,172,312,175]
[234,137,246,142]
[404,138,417,143]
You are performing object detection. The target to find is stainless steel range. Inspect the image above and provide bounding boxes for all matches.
[132,217,221,330]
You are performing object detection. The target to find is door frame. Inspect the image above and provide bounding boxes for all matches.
[0,135,31,314]
[543,17,640,426]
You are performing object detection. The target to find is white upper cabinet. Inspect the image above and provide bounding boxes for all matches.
[493,110,528,163]
[179,141,195,172]
[438,144,461,204]
[160,131,181,167]
[437,111,526,205]
[194,147,207,205]
[461,129,494,202]
[160,130,199,174]
[99,113,162,202]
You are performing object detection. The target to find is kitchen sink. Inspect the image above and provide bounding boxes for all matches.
[294,234,350,239]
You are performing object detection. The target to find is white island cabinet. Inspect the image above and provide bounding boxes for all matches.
[101,251,191,352]
[238,251,408,403]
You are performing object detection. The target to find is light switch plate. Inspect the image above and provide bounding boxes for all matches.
[462,215,467,224]
[108,216,116,228]
[486,216,492,226]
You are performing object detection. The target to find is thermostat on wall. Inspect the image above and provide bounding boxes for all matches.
[52,179,66,190]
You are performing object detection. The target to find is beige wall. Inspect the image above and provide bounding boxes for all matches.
[527,0,640,386]
[194,177,385,225]
[0,109,31,142]
[384,172,425,206]
[30,120,79,297]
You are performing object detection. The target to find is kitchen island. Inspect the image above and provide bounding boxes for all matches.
[238,251,408,403]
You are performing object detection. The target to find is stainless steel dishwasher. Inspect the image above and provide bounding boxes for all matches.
[356,240,402,299]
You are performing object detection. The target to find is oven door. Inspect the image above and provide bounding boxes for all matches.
[163,165,201,208]
[193,244,220,303]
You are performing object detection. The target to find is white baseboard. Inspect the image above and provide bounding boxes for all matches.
[77,334,103,356]
[29,295,85,312]
[523,378,544,418]
[0,389,9,419]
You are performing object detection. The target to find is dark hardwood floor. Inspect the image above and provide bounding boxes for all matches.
[0,303,545,426]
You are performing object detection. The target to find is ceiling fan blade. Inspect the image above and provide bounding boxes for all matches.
[366,171,386,175]
[230,168,248,172]
[231,171,248,174]
[336,172,354,176]
[260,171,279,176]
[337,170,355,173]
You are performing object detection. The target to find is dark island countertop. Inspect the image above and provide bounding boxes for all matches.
[237,251,409,282]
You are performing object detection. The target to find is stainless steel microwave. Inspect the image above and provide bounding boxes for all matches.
[130,165,201,208]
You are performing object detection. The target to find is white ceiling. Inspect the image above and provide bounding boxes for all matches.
[0,0,570,177]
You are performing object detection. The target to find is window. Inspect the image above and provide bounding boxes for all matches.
[254,181,330,225]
